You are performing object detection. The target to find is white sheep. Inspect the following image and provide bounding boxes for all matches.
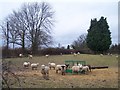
[116,55,118,58]
[55,65,62,73]
[41,65,50,80]
[71,65,80,74]
[31,63,39,70]
[81,66,90,74]
[45,54,49,58]
[28,54,33,59]
[100,54,103,57]
[73,53,77,56]
[19,54,23,58]
[48,62,56,70]
[23,62,30,68]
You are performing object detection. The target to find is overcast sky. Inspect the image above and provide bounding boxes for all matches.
[0,0,119,47]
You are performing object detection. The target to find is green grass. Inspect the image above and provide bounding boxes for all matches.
[3,54,118,68]
[2,54,118,88]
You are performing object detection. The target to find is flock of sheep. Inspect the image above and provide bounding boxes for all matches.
[22,60,91,80]
[20,52,118,80]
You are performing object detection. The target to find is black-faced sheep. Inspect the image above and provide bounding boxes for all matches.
[55,64,69,75]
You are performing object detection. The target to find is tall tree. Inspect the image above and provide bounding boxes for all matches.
[22,2,54,54]
[86,16,111,53]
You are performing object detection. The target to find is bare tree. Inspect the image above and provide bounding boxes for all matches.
[1,2,55,54]
[22,2,54,54]
[71,34,87,50]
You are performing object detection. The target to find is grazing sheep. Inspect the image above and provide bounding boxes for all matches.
[71,65,80,74]
[45,54,49,58]
[116,55,118,58]
[55,65,62,73]
[61,65,66,75]
[31,63,39,70]
[55,64,67,75]
[100,54,103,57]
[77,52,80,55]
[19,54,23,58]
[73,53,77,56]
[41,65,50,80]
[48,62,56,70]
[23,62,30,68]
[28,54,33,59]
[72,64,91,74]
[81,66,90,74]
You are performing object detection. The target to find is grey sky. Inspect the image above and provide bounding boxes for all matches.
[0,0,119,47]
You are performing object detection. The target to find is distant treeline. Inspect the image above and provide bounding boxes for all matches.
[2,44,119,58]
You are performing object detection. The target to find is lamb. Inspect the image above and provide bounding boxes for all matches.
[45,54,49,58]
[100,54,103,57]
[77,52,80,55]
[28,54,33,59]
[23,62,30,68]
[81,66,90,74]
[41,65,50,80]
[73,53,77,56]
[48,62,56,70]
[72,64,91,74]
[31,63,39,70]
[19,54,23,58]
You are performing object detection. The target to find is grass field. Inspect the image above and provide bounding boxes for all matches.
[2,54,119,88]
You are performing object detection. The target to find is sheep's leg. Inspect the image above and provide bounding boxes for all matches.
[56,70,58,73]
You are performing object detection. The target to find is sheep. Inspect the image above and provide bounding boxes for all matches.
[73,53,77,56]
[71,65,80,74]
[23,62,30,68]
[31,63,39,70]
[48,62,56,70]
[116,55,118,58]
[80,65,90,74]
[28,54,33,59]
[19,54,23,58]
[77,52,80,55]
[60,53,63,56]
[72,64,91,74]
[41,65,50,80]
[55,64,68,75]
[55,65,62,74]
[45,54,49,58]
[100,54,103,57]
